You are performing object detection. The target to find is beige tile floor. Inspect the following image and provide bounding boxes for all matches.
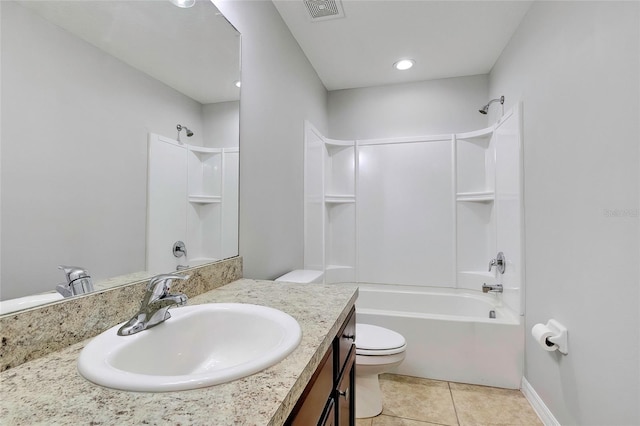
[356,374,543,426]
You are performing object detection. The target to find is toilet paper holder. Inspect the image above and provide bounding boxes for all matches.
[538,319,569,355]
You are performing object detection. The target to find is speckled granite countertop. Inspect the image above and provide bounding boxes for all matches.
[0,279,358,426]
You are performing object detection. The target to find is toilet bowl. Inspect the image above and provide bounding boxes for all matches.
[355,323,406,418]
[274,271,407,419]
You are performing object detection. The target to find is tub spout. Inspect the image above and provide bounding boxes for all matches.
[482,283,503,293]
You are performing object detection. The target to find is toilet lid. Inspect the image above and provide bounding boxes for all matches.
[355,324,406,352]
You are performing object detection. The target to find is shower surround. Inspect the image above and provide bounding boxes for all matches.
[304,105,524,387]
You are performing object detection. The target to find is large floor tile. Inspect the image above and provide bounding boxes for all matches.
[357,417,373,426]
[372,414,445,425]
[449,382,542,426]
[379,375,458,426]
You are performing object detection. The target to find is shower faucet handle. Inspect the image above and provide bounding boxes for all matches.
[173,241,187,258]
[488,252,506,274]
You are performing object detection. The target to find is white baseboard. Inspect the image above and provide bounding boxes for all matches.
[521,376,561,426]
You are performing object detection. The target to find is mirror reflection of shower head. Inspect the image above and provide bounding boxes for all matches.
[479,96,505,115]
[176,124,194,138]
[176,124,193,137]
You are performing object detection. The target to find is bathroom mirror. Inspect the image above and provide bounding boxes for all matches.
[0,0,241,312]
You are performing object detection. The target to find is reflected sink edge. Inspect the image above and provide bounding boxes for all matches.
[77,303,302,392]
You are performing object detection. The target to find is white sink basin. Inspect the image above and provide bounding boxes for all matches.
[78,303,302,392]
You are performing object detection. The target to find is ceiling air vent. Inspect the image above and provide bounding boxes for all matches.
[303,0,345,21]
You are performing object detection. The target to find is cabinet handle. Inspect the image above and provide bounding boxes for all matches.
[338,388,349,399]
[342,333,355,341]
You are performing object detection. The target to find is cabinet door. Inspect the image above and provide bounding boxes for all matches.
[336,346,355,426]
[320,399,336,426]
[336,308,356,378]
[289,347,334,426]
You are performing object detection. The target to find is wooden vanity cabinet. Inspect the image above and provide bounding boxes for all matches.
[286,307,356,426]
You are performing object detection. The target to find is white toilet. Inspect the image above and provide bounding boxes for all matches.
[354,323,406,418]
[274,269,325,284]
[275,270,407,419]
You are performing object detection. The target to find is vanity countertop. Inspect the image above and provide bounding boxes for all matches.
[0,279,358,425]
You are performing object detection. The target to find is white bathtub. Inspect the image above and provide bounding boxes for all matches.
[356,283,524,389]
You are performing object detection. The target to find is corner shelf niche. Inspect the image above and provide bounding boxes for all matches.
[303,122,356,284]
[186,145,223,263]
[455,126,496,290]
[325,138,355,199]
[323,138,356,283]
[456,127,494,195]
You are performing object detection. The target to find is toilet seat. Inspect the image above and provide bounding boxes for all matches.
[355,324,406,356]
[356,350,406,367]
[356,344,407,357]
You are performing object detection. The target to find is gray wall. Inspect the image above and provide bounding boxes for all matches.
[203,101,239,149]
[489,2,639,424]
[328,75,489,140]
[215,0,328,280]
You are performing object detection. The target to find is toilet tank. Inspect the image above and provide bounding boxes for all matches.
[275,269,324,284]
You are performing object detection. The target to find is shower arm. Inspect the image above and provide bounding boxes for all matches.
[486,96,505,108]
[479,95,505,115]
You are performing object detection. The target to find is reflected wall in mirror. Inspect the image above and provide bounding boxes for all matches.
[0,0,241,311]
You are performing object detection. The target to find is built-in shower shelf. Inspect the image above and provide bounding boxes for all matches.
[188,146,222,155]
[325,194,356,204]
[456,191,495,202]
[456,126,494,145]
[324,138,355,148]
[188,195,222,204]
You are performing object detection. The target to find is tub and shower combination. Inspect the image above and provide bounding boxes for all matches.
[356,283,524,389]
[304,106,526,389]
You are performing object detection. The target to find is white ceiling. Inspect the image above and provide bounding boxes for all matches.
[272,0,533,91]
[18,0,241,104]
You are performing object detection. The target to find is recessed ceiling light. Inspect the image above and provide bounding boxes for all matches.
[393,59,415,71]
[234,80,241,88]
[170,0,195,8]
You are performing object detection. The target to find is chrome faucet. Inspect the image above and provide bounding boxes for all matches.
[56,265,94,298]
[118,274,189,336]
[482,283,503,293]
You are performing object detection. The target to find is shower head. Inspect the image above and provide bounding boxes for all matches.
[176,124,194,138]
[479,96,505,115]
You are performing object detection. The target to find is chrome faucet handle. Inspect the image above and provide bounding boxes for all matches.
[173,241,187,258]
[118,274,190,336]
[488,258,497,272]
[56,265,94,296]
[146,274,189,301]
[488,252,506,274]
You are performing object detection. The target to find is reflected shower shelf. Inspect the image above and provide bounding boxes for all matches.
[456,191,495,202]
[188,195,222,204]
[325,194,356,204]
[188,146,222,154]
